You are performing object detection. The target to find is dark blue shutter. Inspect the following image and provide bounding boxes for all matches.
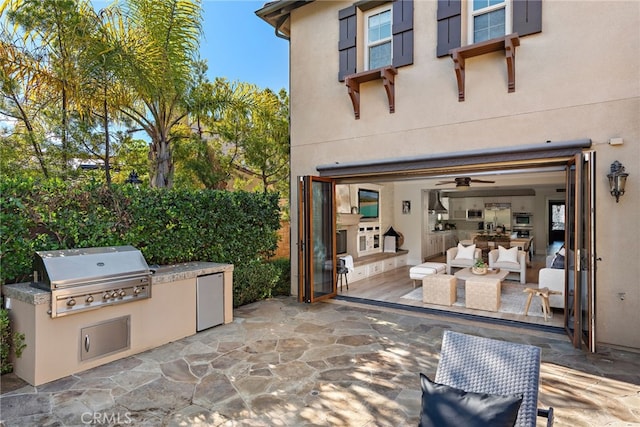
[392,0,414,67]
[338,6,357,81]
[436,0,461,57]
[513,0,542,36]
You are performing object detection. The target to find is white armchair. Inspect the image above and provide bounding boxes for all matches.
[538,255,565,308]
[488,247,527,284]
[446,245,482,274]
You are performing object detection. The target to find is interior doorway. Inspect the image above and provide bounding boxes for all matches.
[548,201,565,245]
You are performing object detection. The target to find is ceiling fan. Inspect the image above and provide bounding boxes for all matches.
[435,177,496,188]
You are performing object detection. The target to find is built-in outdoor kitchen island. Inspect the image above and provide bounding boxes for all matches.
[2,248,233,387]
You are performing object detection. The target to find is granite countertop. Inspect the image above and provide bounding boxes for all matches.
[150,262,233,284]
[2,262,233,306]
[2,283,51,305]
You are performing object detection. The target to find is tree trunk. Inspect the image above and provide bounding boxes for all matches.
[103,88,111,186]
[151,138,173,188]
[61,85,69,171]
[10,93,49,178]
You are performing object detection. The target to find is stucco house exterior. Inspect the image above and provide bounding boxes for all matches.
[256,0,639,352]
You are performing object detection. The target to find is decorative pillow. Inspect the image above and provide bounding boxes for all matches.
[419,374,523,427]
[497,245,518,264]
[455,243,476,260]
[551,247,566,269]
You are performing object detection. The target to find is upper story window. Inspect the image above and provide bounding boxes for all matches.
[365,7,392,70]
[338,1,413,82]
[438,0,541,57]
[468,0,512,43]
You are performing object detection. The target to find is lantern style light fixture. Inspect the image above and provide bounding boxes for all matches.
[607,161,628,203]
[125,170,142,187]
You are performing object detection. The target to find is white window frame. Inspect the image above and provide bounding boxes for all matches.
[466,0,512,45]
[364,5,393,70]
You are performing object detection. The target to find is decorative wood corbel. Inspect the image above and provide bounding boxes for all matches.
[345,66,397,119]
[449,34,521,102]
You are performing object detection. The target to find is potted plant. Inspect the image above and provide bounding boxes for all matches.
[472,258,488,275]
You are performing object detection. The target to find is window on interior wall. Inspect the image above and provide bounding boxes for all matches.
[365,6,393,70]
[468,0,512,43]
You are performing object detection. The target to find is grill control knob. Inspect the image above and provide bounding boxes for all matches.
[111,291,119,298]
[86,295,94,303]
[103,293,110,300]
[119,290,126,297]
[67,298,76,306]
[133,287,141,295]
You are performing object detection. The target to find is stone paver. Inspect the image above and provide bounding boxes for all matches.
[1,296,639,426]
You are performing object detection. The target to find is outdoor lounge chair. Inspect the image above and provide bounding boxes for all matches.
[420,330,553,427]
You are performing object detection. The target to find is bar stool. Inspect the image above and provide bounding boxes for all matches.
[337,258,349,291]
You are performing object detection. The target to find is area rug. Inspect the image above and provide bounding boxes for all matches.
[401,282,547,318]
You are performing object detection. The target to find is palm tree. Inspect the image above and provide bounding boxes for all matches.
[3,0,93,173]
[0,27,51,177]
[74,3,133,185]
[116,0,203,188]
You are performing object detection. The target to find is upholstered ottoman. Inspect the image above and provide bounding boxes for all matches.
[422,274,457,306]
[465,278,501,312]
[410,262,447,287]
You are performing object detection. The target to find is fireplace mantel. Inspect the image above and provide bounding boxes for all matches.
[337,213,362,226]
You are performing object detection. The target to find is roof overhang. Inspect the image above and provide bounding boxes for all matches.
[255,1,315,39]
[316,139,593,179]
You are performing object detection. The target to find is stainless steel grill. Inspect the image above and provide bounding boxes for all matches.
[32,246,151,318]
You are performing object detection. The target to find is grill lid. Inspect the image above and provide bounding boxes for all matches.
[33,245,150,289]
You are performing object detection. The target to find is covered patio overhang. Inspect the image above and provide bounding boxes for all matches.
[316,139,593,179]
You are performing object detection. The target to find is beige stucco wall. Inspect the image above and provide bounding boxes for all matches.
[286,1,639,350]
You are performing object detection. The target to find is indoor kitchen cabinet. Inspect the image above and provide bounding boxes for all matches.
[449,199,466,219]
[425,231,456,259]
[465,198,484,210]
[511,196,535,213]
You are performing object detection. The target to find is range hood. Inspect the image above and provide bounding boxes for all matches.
[429,190,448,213]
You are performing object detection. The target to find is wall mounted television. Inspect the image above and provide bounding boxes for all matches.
[358,189,379,220]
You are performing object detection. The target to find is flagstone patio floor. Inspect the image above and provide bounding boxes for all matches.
[1,296,639,426]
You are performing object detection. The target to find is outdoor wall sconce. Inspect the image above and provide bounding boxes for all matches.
[607,161,628,202]
[125,170,142,187]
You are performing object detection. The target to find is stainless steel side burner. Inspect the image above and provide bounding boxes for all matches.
[32,246,151,318]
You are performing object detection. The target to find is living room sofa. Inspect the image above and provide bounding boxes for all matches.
[538,255,565,309]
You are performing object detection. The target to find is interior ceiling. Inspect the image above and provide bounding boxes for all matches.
[341,166,567,192]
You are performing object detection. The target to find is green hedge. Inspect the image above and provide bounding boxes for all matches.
[1,307,25,375]
[0,177,284,307]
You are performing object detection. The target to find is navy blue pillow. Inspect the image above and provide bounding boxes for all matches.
[419,374,523,427]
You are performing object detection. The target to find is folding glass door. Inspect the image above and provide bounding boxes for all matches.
[298,176,337,303]
[565,151,596,352]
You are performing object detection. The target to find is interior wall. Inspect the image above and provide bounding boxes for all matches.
[393,182,428,265]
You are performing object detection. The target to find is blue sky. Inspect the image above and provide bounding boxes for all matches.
[91,0,290,91]
[200,1,289,91]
